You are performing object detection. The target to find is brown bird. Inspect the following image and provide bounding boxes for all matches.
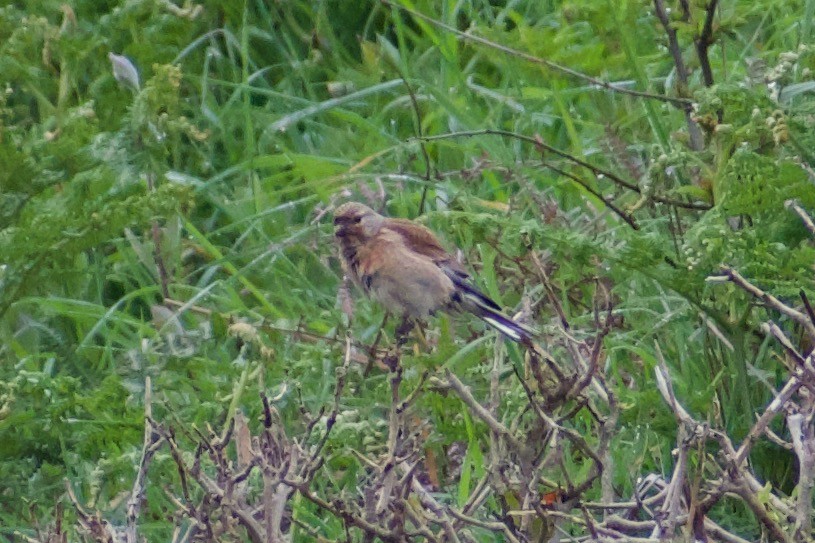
[333,202,533,344]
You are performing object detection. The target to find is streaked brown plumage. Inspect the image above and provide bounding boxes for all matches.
[333,202,533,344]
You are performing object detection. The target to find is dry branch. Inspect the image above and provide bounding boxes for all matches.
[60,261,814,543]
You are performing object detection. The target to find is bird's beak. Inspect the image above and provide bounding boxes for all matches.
[334,225,347,238]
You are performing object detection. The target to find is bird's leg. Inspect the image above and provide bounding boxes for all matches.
[413,321,431,350]
[395,315,415,347]
[382,315,414,371]
[383,349,400,372]
[366,314,413,374]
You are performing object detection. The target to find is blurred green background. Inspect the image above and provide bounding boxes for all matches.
[2,0,815,539]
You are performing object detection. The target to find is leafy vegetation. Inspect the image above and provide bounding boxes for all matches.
[2,0,815,541]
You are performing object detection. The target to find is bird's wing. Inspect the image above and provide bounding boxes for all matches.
[385,218,467,274]
[380,219,533,342]
[447,271,503,312]
[385,218,503,312]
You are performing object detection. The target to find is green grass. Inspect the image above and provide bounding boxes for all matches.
[2,0,815,540]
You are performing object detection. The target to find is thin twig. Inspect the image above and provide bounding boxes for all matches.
[286,480,403,543]
[163,297,389,356]
[443,370,526,453]
[800,290,815,330]
[448,508,521,543]
[696,0,719,87]
[788,410,815,538]
[382,0,692,107]
[786,199,815,237]
[145,170,172,300]
[383,58,433,214]
[715,266,815,339]
[306,335,353,476]
[540,160,639,230]
[414,130,712,210]
[126,377,161,543]
[652,0,704,151]
[732,374,802,466]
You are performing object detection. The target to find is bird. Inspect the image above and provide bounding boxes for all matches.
[333,202,534,345]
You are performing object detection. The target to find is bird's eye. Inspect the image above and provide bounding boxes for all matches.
[353,216,362,223]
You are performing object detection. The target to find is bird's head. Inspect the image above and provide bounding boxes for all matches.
[333,202,385,243]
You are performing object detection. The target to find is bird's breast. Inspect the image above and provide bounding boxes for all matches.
[337,237,379,295]
[338,240,360,275]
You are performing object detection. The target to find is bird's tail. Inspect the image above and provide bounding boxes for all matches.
[474,304,535,344]
[444,267,535,344]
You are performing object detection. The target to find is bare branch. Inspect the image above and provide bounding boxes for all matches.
[714,266,815,339]
[786,199,815,237]
[443,369,525,453]
[788,410,815,538]
[653,0,704,150]
[733,374,802,466]
[696,0,719,86]
[126,377,161,543]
